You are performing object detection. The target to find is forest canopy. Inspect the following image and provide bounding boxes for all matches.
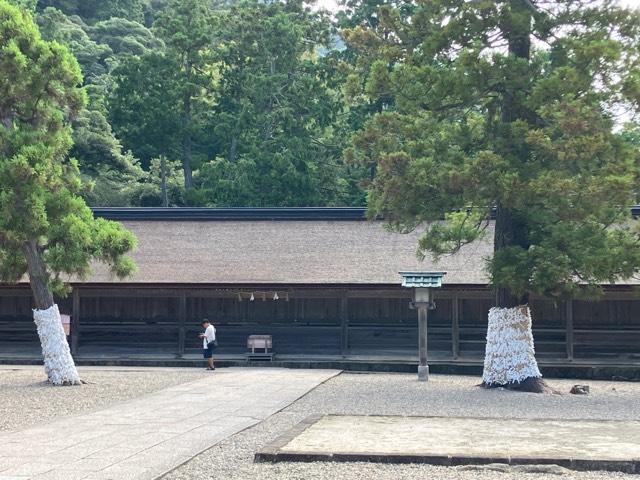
[7,0,369,207]
[6,0,639,213]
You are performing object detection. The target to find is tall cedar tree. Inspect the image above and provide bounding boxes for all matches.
[201,0,344,206]
[153,0,213,189]
[0,1,136,384]
[346,0,640,305]
[109,52,182,169]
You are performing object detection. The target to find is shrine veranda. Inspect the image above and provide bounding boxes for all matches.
[1,208,639,373]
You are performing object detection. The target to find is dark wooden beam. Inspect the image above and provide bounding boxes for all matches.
[566,299,574,361]
[599,290,640,300]
[448,290,494,300]
[235,295,241,321]
[71,288,80,356]
[340,293,349,355]
[178,294,186,357]
[0,287,32,297]
[242,297,249,322]
[452,295,460,359]
[291,289,346,298]
[293,297,299,323]
[77,288,187,298]
[347,289,410,299]
[28,285,500,301]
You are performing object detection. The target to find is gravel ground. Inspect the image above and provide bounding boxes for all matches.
[0,366,209,432]
[163,373,640,480]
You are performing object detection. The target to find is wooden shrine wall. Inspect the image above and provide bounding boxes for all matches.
[0,286,639,361]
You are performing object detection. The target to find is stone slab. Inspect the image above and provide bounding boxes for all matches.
[255,414,640,474]
[0,367,339,480]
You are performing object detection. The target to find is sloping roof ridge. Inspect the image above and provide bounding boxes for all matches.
[92,205,640,222]
[92,207,368,221]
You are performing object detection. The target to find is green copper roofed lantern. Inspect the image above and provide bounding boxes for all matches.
[400,272,446,382]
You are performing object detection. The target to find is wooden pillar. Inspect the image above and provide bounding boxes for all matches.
[417,304,429,381]
[340,294,349,356]
[291,297,296,322]
[178,293,186,357]
[71,288,80,356]
[566,299,574,361]
[243,297,249,322]
[452,296,460,359]
[288,290,294,318]
[299,298,305,322]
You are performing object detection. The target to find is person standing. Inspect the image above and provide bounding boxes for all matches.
[199,319,217,370]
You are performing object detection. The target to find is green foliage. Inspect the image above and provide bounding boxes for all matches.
[35,5,164,201]
[347,0,640,299]
[14,0,368,208]
[89,17,162,56]
[36,0,146,24]
[83,156,184,207]
[71,109,133,173]
[36,7,111,82]
[198,0,357,206]
[109,51,182,168]
[152,0,216,188]
[7,0,36,11]
[134,157,184,206]
[417,210,488,260]
[0,1,136,294]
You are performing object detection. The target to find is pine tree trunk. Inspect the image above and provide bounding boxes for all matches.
[229,136,237,163]
[182,58,194,190]
[182,91,193,189]
[494,204,530,308]
[481,1,549,393]
[486,207,548,392]
[494,0,534,309]
[23,240,81,386]
[160,154,169,207]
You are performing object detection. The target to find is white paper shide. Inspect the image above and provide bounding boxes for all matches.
[33,304,81,385]
[482,305,542,386]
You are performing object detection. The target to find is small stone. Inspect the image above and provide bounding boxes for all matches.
[570,384,590,395]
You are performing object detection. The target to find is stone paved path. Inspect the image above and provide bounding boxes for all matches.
[0,368,339,480]
[258,414,640,473]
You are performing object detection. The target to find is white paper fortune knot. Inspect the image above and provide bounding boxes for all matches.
[33,304,81,385]
[482,305,542,386]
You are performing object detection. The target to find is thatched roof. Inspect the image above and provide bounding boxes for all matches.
[87,219,494,285]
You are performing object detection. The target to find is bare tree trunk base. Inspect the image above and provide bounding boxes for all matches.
[480,377,558,394]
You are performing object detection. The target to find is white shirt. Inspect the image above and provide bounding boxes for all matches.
[202,325,216,349]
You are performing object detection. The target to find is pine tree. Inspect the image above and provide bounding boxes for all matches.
[345,0,640,391]
[0,1,136,384]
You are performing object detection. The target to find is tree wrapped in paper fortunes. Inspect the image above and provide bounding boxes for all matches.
[346,0,640,392]
[33,305,80,385]
[482,306,544,390]
[0,2,136,385]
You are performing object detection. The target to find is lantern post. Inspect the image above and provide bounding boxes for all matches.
[400,272,446,381]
